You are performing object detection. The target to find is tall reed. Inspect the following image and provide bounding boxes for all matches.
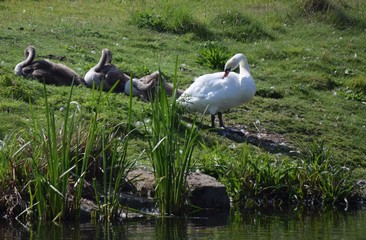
[27,83,80,221]
[92,82,135,221]
[145,65,199,216]
[22,80,135,221]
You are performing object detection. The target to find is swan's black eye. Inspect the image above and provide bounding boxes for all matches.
[224,68,231,72]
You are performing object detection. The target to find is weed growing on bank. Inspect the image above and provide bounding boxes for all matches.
[200,140,355,208]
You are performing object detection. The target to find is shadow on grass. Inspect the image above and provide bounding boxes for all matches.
[212,127,295,155]
[182,115,295,156]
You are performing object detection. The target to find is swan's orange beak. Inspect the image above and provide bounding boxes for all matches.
[222,70,230,79]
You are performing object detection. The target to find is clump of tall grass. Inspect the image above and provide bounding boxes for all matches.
[297,0,364,29]
[92,83,135,222]
[200,140,354,208]
[0,132,29,219]
[200,144,296,206]
[212,11,274,42]
[348,76,366,95]
[0,81,135,222]
[144,67,199,216]
[92,128,135,221]
[295,140,354,206]
[196,42,230,70]
[130,6,210,38]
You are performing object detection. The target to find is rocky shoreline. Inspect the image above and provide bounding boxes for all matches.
[2,167,366,221]
[76,168,231,220]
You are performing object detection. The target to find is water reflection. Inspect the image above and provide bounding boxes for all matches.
[1,207,366,239]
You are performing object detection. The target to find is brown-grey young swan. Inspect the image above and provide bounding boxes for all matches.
[14,45,84,85]
[84,49,130,92]
[177,53,256,128]
[124,71,184,101]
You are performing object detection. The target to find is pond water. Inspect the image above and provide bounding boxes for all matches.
[1,207,366,239]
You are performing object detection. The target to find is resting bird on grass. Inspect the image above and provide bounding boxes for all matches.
[124,71,184,101]
[84,48,130,92]
[15,45,84,86]
[177,53,256,128]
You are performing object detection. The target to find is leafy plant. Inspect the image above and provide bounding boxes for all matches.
[196,43,230,70]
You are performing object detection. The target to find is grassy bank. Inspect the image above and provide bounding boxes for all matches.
[0,0,365,220]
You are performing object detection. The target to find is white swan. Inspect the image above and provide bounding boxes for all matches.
[177,53,256,128]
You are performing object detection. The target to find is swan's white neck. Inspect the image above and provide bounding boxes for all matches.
[237,54,250,74]
[225,53,250,75]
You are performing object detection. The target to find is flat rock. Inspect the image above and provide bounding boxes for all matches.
[187,172,230,209]
[127,168,155,199]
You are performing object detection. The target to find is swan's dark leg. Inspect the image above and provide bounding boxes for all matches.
[210,114,216,128]
[218,112,225,128]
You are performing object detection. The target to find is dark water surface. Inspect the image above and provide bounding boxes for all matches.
[1,208,366,239]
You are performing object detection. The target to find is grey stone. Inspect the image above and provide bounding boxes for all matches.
[187,172,230,209]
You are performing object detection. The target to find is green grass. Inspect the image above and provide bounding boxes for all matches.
[0,0,366,219]
[212,11,275,42]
